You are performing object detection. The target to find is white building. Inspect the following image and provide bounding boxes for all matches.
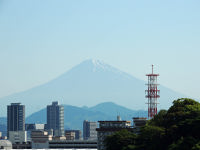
[8,131,27,144]
[0,140,12,149]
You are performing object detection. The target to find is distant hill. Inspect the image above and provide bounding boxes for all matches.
[0,117,7,137]
[26,102,146,131]
[26,104,111,130]
[0,117,6,125]
[0,102,147,133]
[0,59,185,116]
[89,102,147,119]
[0,103,149,137]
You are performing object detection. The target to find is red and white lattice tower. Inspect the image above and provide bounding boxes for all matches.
[145,65,160,119]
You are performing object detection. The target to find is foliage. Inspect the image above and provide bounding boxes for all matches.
[138,125,165,150]
[104,129,137,150]
[104,98,200,150]
[192,141,200,150]
[148,109,167,126]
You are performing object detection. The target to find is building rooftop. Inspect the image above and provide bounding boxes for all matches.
[11,103,21,105]
[52,101,58,105]
[133,117,147,120]
[98,121,131,123]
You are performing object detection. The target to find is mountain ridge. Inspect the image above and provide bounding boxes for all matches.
[0,101,148,136]
[24,102,148,131]
[0,59,185,117]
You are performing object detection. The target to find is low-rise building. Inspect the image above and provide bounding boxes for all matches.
[133,117,147,127]
[133,117,147,134]
[0,136,7,140]
[0,140,12,149]
[96,117,132,150]
[12,141,31,149]
[49,140,97,149]
[65,130,82,140]
[31,130,52,149]
[25,123,45,140]
[65,131,75,140]
[8,131,27,144]
[53,136,66,140]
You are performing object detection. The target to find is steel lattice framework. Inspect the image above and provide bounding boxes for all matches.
[145,65,160,119]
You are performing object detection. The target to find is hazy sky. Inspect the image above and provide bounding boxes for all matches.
[0,0,200,100]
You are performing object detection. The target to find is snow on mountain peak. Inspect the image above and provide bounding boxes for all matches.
[92,59,106,68]
[92,59,104,66]
[90,59,112,72]
[81,59,132,80]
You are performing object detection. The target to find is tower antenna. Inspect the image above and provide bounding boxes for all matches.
[145,65,160,119]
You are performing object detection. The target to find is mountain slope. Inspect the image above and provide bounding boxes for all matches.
[26,104,115,130]
[1,102,147,134]
[0,117,7,136]
[89,102,147,120]
[0,59,184,116]
[26,102,148,131]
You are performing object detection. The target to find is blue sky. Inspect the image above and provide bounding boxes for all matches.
[0,0,200,99]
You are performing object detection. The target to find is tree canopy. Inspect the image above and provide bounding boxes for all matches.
[104,98,200,150]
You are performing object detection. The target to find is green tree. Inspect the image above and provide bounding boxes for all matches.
[104,129,137,150]
[192,141,200,150]
[168,136,197,150]
[138,125,165,150]
[148,109,167,127]
[104,98,200,150]
[164,98,200,145]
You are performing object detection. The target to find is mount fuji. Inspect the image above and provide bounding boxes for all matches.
[0,59,184,117]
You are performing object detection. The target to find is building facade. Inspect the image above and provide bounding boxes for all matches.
[0,140,12,149]
[7,103,25,137]
[132,117,147,134]
[31,130,52,149]
[83,120,97,140]
[65,130,82,140]
[25,123,45,140]
[49,140,97,149]
[96,119,131,150]
[47,101,64,137]
[65,131,75,140]
[12,141,31,149]
[8,131,27,144]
